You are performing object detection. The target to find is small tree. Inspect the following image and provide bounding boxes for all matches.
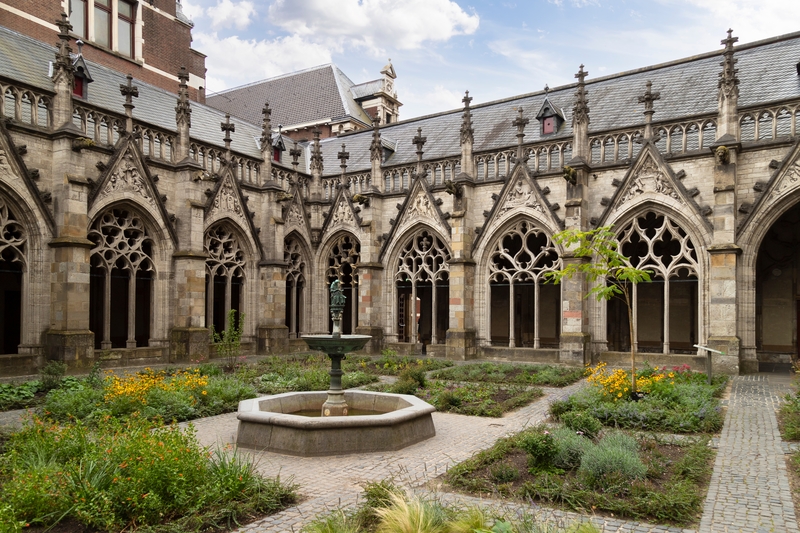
[210,309,245,371]
[546,225,651,394]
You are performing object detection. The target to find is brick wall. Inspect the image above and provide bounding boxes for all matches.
[1,2,206,102]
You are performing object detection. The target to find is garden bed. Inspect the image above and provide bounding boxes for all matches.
[444,424,714,526]
[550,363,727,434]
[430,362,584,387]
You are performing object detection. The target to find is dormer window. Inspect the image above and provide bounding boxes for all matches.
[536,97,565,136]
[273,147,281,162]
[73,76,85,98]
[71,50,93,99]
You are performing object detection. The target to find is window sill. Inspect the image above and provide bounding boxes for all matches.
[70,35,142,66]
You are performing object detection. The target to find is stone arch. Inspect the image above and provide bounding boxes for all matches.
[476,215,563,349]
[0,197,27,354]
[316,231,362,335]
[603,206,707,355]
[738,184,800,365]
[284,231,312,338]
[88,204,160,349]
[204,219,254,336]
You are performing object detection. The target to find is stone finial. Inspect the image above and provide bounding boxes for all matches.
[338,143,349,177]
[290,141,301,173]
[310,128,323,174]
[573,64,590,127]
[719,28,740,98]
[175,66,191,128]
[512,107,529,161]
[370,116,382,162]
[638,80,661,140]
[221,113,235,157]
[119,74,139,132]
[54,13,73,75]
[412,127,426,161]
[460,90,474,145]
[261,102,272,149]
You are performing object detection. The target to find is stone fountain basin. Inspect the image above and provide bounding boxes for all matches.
[301,334,372,355]
[236,390,436,456]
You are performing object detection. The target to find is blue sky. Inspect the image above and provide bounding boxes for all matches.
[182,0,799,119]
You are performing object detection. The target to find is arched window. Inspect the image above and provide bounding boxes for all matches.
[395,229,450,345]
[89,207,154,349]
[610,212,699,354]
[284,237,307,339]
[205,223,246,334]
[327,234,360,334]
[0,200,26,354]
[488,220,560,348]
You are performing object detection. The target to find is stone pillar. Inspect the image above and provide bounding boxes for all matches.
[170,201,209,361]
[446,179,477,360]
[356,263,384,353]
[46,164,94,365]
[257,262,289,354]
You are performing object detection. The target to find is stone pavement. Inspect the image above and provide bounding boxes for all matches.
[698,374,799,533]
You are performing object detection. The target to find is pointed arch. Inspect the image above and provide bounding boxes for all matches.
[204,220,252,335]
[88,204,158,349]
[477,216,562,349]
[284,231,312,338]
[0,198,27,353]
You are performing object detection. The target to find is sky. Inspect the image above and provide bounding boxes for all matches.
[181,0,800,120]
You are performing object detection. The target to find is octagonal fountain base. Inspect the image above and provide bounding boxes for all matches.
[236,390,436,456]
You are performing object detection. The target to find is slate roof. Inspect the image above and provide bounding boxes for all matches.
[206,64,372,129]
[318,30,800,176]
[0,25,264,160]
[351,79,383,100]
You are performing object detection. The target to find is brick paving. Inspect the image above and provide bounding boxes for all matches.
[698,375,799,533]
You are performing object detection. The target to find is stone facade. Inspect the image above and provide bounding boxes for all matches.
[1,10,800,376]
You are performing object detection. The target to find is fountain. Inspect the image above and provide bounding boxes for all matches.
[236,281,436,456]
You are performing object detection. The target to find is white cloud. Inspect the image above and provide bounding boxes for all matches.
[179,0,204,20]
[196,33,332,92]
[547,0,600,6]
[267,0,480,56]
[205,0,256,30]
[675,0,800,42]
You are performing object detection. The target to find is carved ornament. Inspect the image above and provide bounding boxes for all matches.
[100,150,154,206]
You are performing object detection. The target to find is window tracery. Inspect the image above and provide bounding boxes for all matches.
[0,200,27,265]
[284,237,307,338]
[326,234,360,334]
[488,220,561,348]
[205,223,246,333]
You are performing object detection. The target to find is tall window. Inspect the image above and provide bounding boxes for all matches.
[284,237,307,339]
[94,0,111,49]
[89,207,154,349]
[70,0,88,38]
[395,229,450,345]
[488,220,561,348]
[327,234,360,335]
[608,212,699,354]
[0,200,26,355]
[117,1,134,57]
[205,224,246,334]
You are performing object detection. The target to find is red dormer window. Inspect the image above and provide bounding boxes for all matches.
[543,116,555,135]
[73,77,85,98]
[273,147,281,162]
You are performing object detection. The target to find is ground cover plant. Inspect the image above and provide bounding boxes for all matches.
[366,368,544,417]
[248,354,379,395]
[0,415,297,532]
[41,366,256,423]
[446,424,714,526]
[350,351,454,376]
[549,363,726,434]
[778,366,800,441]
[302,479,601,533]
[430,363,583,388]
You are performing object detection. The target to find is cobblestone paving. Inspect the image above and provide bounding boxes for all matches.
[698,375,799,533]
[189,381,685,533]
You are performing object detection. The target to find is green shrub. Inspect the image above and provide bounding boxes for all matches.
[578,440,646,488]
[518,430,555,470]
[435,391,462,409]
[550,427,591,470]
[41,385,105,421]
[39,361,67,391]
[399,367,426,388]
[599,430,638,454]
[560,411,602,439]
[391,380,419,395]
[0,381,40,411]
[489,462,519,483]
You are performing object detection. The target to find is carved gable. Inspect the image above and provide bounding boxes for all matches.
[208,173,246,221]
[597,141,709,231]
[98,149,156,207]
[320,185,362,240]
[500,175,546,215]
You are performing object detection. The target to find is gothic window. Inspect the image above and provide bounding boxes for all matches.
[488,220,561,348]
[609,212,699,354]
[395,229,450,345]
[284,237,307,339]
[89,207,154,349]
[205,223,246,334]
[0,200,26,354]
[327,234,360,334]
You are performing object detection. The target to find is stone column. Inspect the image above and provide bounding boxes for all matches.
[256,180,289,354]
[45,139,94,365]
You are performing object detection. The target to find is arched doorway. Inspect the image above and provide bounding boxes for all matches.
[326,234,360,334]
[395,229,450,346]
[608,211,699,354]
[205,223,245,334]
[284,236,307,338]
[89,207,154,349]
[0,200,25,354]
[755,202,800,364]
[487,220,561,348]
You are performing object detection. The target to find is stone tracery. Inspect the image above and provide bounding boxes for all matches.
[205,222,246,333]
[0,199,26,265]
[284,236,307,338]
